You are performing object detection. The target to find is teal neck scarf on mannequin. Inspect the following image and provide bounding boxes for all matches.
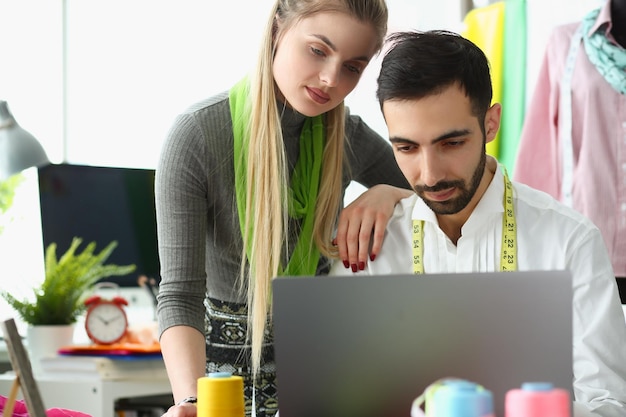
[229,77,325,277]
[582,8,626,95]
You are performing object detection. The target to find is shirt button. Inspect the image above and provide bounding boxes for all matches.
[622,203,626,212]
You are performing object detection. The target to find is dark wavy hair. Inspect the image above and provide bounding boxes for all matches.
[376,30,493,132]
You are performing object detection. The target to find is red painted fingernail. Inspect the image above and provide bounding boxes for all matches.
[343,260,349,269]
[359,261,365,271]
[370,254,376,262]
[351,264,358,273]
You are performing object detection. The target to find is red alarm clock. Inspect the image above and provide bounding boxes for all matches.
[84,295,129,345]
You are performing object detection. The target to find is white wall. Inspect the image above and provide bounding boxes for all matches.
[0,0,64,163]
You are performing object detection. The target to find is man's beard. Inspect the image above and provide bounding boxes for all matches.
[413,151,486,215]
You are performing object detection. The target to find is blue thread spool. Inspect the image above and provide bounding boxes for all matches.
[429,380,494,417]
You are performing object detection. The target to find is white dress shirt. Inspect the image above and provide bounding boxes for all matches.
[330,162,626,417]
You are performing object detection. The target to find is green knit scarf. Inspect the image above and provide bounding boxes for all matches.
[229,77,324,277]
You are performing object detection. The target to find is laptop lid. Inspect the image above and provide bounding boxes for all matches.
[272,271,573,417]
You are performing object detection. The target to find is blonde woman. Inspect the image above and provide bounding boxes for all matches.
[156,1,410,416]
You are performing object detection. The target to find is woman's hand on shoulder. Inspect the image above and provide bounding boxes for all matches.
[334,184,412,272]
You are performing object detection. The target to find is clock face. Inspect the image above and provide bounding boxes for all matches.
[85,302,128,345]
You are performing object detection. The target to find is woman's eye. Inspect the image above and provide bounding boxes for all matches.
[310,47,325,57]
[344,64,362,74]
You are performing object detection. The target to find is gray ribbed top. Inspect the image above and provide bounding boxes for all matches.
[155,91,409,336]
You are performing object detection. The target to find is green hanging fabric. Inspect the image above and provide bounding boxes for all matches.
[500,0,527,173]
[229,77,324,277]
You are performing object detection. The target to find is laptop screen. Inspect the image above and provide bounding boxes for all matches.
[272,271,573,417]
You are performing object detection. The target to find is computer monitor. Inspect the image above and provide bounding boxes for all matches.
[37,163,160,287]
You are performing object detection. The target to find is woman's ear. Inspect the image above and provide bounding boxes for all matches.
[272,13,283,48]
[274,11,285,33]
[484,103,502,144]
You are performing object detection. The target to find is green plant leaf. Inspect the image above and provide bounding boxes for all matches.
[1,237,137,325]
[0,173,25,234]
[0,173,24,215]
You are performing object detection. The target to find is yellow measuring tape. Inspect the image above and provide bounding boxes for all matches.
[412,170,517,274]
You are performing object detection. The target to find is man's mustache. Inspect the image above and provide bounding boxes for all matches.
[414,180,463,194]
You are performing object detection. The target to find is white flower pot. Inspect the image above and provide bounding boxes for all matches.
[26,324,75,376]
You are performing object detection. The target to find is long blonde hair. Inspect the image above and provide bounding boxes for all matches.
[240,0,388,378]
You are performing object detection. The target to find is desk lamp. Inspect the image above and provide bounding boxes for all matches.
[0,100,49,181]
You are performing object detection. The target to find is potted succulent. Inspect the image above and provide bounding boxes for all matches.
[1,236,136,326]
[1,237,136,373]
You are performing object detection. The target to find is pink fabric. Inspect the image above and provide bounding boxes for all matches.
[0,396,92,417]
[514,1,626,276]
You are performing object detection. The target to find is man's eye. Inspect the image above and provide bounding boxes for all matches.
[395,145,414,153]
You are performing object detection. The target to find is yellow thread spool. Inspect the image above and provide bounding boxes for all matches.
[197,372,245,417]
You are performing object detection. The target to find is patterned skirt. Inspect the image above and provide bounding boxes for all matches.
[204,297,278,417]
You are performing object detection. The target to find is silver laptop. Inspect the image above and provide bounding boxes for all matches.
[272,271,573,417]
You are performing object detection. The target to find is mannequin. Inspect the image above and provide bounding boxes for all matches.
[611,0,626,46]
[514,0,626,302]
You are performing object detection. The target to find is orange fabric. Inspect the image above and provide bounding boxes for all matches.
[58,342,160,356]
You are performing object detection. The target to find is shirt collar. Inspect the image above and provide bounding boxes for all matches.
[588,1,613,39]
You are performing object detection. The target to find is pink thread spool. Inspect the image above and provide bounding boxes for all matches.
[505,382,570,417]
